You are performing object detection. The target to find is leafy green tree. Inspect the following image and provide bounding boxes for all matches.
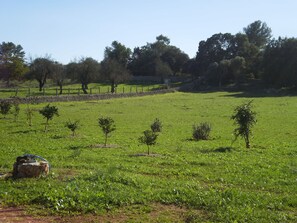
[262,37,297,87]
[98,117,116,146]
[139,130,158,155]
[231,101,256,148]
[52,62,66,94]
[128,35,189,78]
[0,42,28,86]
[65,120,79,136]
[101,59,130,93]
[39,104,59,131]
[102,41,131,93]
[27,57,55,91]
[243,20,272,48]
[68,58,100,94]
[0,100,12,118]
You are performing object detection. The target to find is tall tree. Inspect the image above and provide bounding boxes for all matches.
[262,37,297,87]
[102,41,131,93]
[66,58,100,94]
[0,42,28,86]
[129,35,189,77]
[51,62,66,94]
[27,57,54,91]
[243,20,272,48]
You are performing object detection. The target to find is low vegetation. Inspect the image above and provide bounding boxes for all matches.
[0,91,296,222]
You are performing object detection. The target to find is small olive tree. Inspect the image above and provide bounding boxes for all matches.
[39,104,59,131]
[0,100,12,118]
[231,101,256,148]
[151,118,162,133]
[139,130,158,155]
[65,120,79,136]
[98,117,116,146]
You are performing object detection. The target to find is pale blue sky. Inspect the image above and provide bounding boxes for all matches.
[1,0,297,64]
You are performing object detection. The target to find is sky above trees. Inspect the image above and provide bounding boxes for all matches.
[2,0,297,64]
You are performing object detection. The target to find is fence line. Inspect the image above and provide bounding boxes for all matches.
[0,85,166,98]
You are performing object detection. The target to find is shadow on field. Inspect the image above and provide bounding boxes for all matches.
[200,147,233,153]
[10,129,37,134]
[179,80,297,98]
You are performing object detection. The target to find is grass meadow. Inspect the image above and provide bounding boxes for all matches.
[0,91,296,222]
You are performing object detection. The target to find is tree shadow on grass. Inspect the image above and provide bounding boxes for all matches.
[10,129,37,134]
[200,147,233,154]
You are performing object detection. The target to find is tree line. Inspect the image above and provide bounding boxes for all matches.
[1,20,297,93]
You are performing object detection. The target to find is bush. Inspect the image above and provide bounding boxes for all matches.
[0,100,12,118]
[192,122,212,140]
[150,118,162,133]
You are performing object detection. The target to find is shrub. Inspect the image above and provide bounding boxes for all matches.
[0,100,12,118]
[150,118,162,133]
[39,104,59,131]
[98,117,116,146]
[65,120,79,136]
[231,101,256,148]
[192,122,212,140]
[139,130,158,155]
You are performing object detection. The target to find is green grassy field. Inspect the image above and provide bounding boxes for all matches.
[0,91,296,222]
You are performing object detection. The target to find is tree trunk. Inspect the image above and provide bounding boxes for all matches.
[82,83,88,94]
[245,134,250,148]
[39,81,44,92]
[111,81,116,93]
[104,133,108,147]
[59,83,63,94]
[147,145,150,155]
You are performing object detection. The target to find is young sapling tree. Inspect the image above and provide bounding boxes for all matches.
[231,101,256,148]
[139,130,158,155]
[12,102,20,122]
[98,117,116,146]
[65,120,79,136]
[25,106,34,127]
[39,104,59,131]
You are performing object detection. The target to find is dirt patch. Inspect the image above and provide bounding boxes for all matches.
[0,203,209,223]
[89,144,119,149]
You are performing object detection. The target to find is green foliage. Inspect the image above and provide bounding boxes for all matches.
[150,118,162,133]
[139,130,158,155]
[65,120,79,136]
[98,116,116,146]
[231,101,256,148]
[192,122,212,140]
[39,104,59,131]
[0,100,12,117]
